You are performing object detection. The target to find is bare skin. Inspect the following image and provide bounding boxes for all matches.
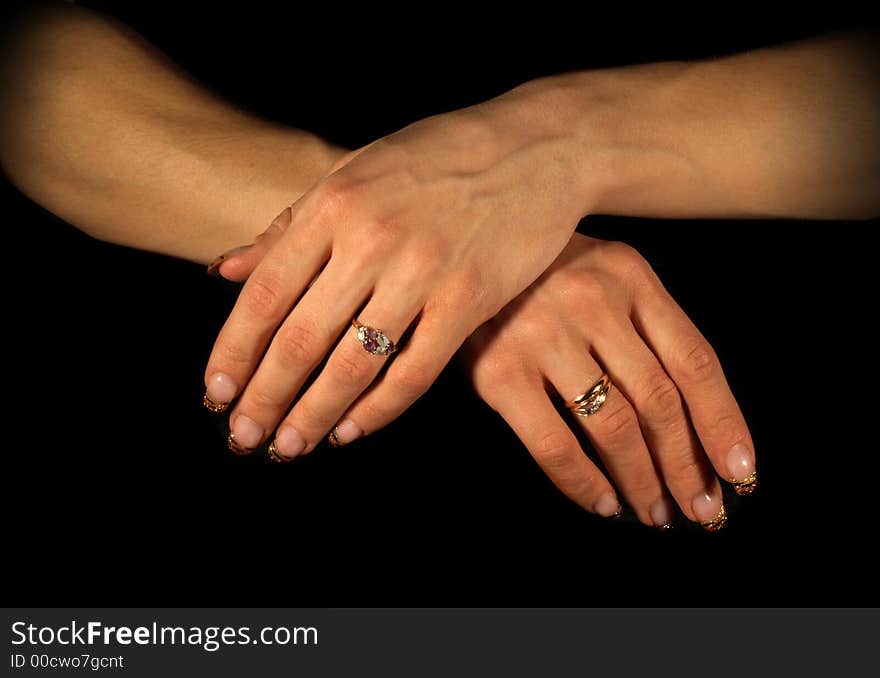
[204,31,878,493]
[224,218,755,527]
[0,3,341,262]
[1,4,876,527]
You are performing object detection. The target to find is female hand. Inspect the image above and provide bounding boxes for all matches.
[457,234,756,529]
[203,85,605,458]
[217,231,756,530]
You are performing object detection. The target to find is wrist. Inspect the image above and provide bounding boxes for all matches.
[499,62,708,218]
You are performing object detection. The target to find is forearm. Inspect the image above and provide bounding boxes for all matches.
[0,3,342,263]
[500,30,880,220]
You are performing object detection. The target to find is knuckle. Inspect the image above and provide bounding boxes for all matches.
[455,266,488,313]
[306,177,354,224]
[402,243,446,280]
[276,323,322,368]
[427,266,489,322]
[513,310,554,343]
[213,338,251,367]
[562,270,610,311]
[291,397,331,431]
[357,397,398,429]
[391,360,435,399]
[471,355,524,406]
[625,468,660,498]
[242,271,283,318]
[370,217,404,247]
[678,337,720,383]
[246,385,285,411]
[705,412,742,444]
[604,240,651,279]
[639,371,682,425]
[331,346,374,389]
[346,215,402,263]
[569,467,604,496]
[592,398,639,444]
[533,429,578,471]
[667,453,705,484]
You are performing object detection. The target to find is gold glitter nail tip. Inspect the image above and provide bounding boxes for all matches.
[226,432,250,456]
[700,505,727,532]
[203,392,229,413]
[327,428,343,448]
[206,254,226,276]
[731,470,757,496]
[267,441,292,463]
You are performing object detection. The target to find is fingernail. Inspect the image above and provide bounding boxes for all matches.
[256,207,293,242]
[203,373,238,413]
[594,492,622,518]
[270,206,292,230]
[227,432,249,456]
[267,440,292,463]
[649,498,674,530]
[726,443,757,495]
[206,245,252,276]
[328,419,363,447]
[271,425,306,460]
[229,414,264,452]
[692,490,727,532]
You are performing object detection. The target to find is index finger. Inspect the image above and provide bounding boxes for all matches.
[202,206,331,414]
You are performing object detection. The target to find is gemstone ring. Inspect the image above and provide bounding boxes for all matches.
[351,319,397,356]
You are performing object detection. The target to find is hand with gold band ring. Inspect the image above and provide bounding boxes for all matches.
[566,373,612,417]
[456,234,754,531]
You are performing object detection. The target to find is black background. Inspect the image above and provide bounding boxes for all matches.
[4,2,879,606]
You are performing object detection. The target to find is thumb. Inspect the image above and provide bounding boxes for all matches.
[206,205,292,282]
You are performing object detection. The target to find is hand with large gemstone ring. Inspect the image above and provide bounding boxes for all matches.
[202,85,611,460]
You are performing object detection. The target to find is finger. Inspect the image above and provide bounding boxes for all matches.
[487,376,621,517]
[215,145,371,282]
[269,288,422,459]
[224,256,372,454]
[217,207,291,282]
[326,143,374,174]
[215,205,292,282]
[593,323,727,530]
[633,281,757,496]
[543,342,674,528]
[320,309,468,447]
[203,211,330,415]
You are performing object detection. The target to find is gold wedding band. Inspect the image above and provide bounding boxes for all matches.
[566,373,612,417]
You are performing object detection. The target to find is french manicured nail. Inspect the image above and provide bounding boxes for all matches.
[692,490,726,532]
[228,414,263,454]
[726,443,757,495]
[649,498,674,530]
[328,419,363,447]
[269,206,292,229]
[272,425,306,460]
[206,245,252,276]
[227,432,248,456]
[594,492,622,518]
[203,373,238,413]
